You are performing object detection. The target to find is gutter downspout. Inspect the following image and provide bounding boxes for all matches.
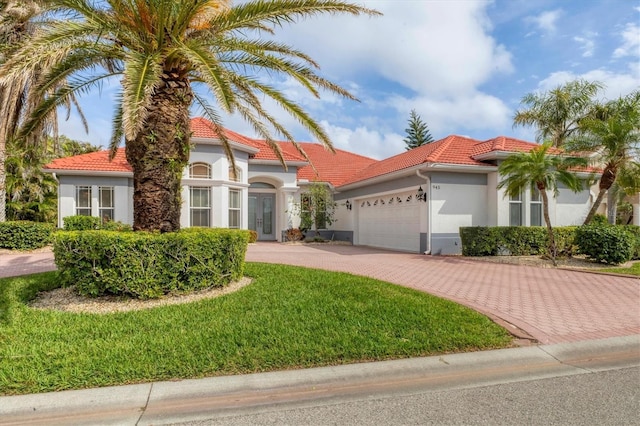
[416,169,431,255]
[51,173,61,229]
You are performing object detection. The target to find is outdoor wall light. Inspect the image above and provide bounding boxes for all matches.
[417,186,427,202]
[345,200,352,210]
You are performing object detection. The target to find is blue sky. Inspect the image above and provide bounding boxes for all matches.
[58,0,640,160]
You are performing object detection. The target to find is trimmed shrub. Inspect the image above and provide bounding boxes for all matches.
[553,226,578,257]
[63,215,101,230]
[53,228,250,299]
[500,226,547,256]
[63,215,132,231]
[460,227,500,256]
[623,225,640,260]
[460,226,578,257]
[575,224,634,265]
[0,221,54,250]
[99,220,132,232]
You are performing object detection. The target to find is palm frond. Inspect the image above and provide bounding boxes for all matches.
[120,51,162,140]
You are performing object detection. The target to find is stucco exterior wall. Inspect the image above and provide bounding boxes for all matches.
[57,175,132,228]
[430,172,488,254]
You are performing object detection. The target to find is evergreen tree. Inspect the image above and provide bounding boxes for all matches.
[404,110,434,150]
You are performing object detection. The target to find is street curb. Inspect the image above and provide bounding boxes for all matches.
[1,335,638,426]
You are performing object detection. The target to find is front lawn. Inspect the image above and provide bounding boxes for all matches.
[0,263,512,395]
[599,261,640,276]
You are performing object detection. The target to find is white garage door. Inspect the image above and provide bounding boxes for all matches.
[357,191,421,252]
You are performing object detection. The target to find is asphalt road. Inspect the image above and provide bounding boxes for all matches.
[179,367,640,426]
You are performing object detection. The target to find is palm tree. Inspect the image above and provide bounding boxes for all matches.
[0,0,43,222]
[566,91,640,224]
[0,0,379,232]
[513,79,602,147]
[0,0,85,222]
[5,139,59,222]
[498,143,587,265]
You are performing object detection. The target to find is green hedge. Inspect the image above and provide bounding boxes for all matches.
[575,224,634,265]
[53,228,250,299]
[0,221,55,250]
[460,226,577,257]
[626,225,640,260]
[63,215,132,231]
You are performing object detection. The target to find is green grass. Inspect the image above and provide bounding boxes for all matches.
[599,261,640,276]
[0,263,512,395]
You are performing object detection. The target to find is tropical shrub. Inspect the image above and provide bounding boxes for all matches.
[460,227,500,256]
[63,215,101,230]
[0,221,54,250]
[575,224,634,265]
[248,230,258,243]
[460,226,578,257]
[53,228,250,299]
[624,225,640,260]
[499,227,547,256]
[63,215,131,231]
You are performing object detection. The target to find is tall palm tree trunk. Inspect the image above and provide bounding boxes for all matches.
[539,184,557,266]
[0,144,5,222]
[126,68,193,232]
[583,165,617,225]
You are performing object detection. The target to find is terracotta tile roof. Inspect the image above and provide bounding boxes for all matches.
[471,136,562,157]
[340,135,490,186]
[45,118,579,186]
[249,139,307,162]
[44,148,131,173]
[280,142,377,187]
[191,117,261,147]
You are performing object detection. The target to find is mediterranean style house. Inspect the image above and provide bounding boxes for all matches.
[44,117,622,255]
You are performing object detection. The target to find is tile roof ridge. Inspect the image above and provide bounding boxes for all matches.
[424,135,470,163]
[292,141,379,161]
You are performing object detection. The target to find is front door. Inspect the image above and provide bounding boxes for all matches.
[248,193,275,240]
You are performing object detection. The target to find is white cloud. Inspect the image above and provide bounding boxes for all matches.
[573,33,597,58]
[320,121,403,160]
[525,9,563,36]
[276,1,513,97]
[538,69,639,101]
[389,93,512,138]
[613,23,640,58]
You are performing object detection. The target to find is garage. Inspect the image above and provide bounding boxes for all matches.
[357,190,422,252]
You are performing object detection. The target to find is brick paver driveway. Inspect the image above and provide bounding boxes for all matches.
[246,243,640,344]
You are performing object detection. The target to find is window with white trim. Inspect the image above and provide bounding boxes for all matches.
[75,186,91,216]
[190,187,211,227]
[509,193,523,226]
[98,186,115,222]
[228,189,241,228]
[530,187,543,226]
[189,162,211,179]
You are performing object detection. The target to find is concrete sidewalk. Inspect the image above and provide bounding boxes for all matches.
[1,335,638,426]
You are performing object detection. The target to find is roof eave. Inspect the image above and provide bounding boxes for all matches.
[43,168,133,177]
[337,162,498,191]
[472,151,511,161]
[249,159,308,167]
[191,137,260,154]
